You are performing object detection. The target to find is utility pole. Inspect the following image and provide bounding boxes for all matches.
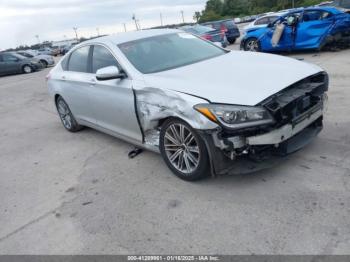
[96,28,100,36]
[123,23,127,32]
[180,10,185,24]
[132,14,140,30]
[160,13,164,26]
[73,27,79,40]
[292,0,295,8]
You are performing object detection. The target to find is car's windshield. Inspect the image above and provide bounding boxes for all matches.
[19,52,33,58]
[11,53,27,60]
[118,32,227,74]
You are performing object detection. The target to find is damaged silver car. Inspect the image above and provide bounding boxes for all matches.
[47,29,328,181]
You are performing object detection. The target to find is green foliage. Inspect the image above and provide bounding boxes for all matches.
[196,0,325,22]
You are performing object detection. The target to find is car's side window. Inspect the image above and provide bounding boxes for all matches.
[67,46,90,73]
[0,55,3,62]
[2,54,18,62]
[302,11,331,22]
[255,17,269,25]
[92,45,119,74]
[268,16,278,24]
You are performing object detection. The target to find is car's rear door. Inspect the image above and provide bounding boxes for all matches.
[88,44,143,142]
[59,45,96,124]
[295,10,334,49]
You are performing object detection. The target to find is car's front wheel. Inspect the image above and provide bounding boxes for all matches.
[56,96,83,132]
[40,60,48,68]
[22,65,33,74]
[244,38,260,52]
[159,119,210,181]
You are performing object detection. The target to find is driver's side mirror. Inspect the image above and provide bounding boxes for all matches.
[96,66,126,81]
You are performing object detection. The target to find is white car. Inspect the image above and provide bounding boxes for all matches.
[243,12,287,33]
[47,29,328,181]
[17,50,55,68]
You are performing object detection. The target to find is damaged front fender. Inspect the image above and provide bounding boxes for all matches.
[133,87,218,147]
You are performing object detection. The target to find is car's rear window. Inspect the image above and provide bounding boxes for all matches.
[118,33,227,74]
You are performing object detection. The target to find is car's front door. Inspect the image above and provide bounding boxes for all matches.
[59,45,96,124]
[88,44,143,142]
[295,10,334,49]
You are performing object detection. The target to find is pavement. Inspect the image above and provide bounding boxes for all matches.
[0,44,350,254]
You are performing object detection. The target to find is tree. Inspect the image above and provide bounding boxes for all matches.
[199,10,222,23]
[194,11,201,22]
[195,0,325,23]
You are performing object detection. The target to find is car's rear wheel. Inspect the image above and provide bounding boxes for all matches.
[244,38,260,52]
[22,65,33,74]
[56,96,83,132]
[159,119,210,181]
[228,38,236,44]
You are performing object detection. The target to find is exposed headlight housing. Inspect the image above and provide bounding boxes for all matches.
[194,103,275,129]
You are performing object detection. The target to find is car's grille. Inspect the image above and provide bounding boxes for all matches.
[260,72,328,128]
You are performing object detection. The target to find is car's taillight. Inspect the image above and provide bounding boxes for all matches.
[203,34,212,40]
[221,25,228,33]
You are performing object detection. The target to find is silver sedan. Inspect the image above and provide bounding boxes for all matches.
[47,29,328,181]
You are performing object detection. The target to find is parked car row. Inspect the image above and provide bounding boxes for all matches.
[0,52,44,76]
[17,50,55,68]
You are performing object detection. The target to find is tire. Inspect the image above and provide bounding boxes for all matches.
[244,37,260,52]
[228,38,236,44]
[22,65,33,74]
[159,118,210,181]
[55,96,83,132]
[40,60,48,68]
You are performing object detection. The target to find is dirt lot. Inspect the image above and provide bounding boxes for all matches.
[0,43,350,254]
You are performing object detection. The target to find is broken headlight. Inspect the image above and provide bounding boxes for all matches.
[194,104,275,129]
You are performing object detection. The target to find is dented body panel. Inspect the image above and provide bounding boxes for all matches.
[241,7,350,52]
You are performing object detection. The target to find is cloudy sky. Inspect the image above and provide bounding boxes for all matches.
[0,0,207,50]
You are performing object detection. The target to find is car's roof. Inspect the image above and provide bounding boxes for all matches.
[288,6,342,14]
[85,29,181,45]
[202,19,233,24]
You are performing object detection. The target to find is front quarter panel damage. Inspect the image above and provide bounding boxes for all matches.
[134,87,218,147]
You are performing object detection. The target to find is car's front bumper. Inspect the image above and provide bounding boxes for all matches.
[198,108,324,176]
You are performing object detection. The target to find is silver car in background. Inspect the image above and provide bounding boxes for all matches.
[17,50,55,68]
[47,29,328,181]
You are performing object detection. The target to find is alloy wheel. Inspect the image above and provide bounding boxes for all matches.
[23,65,32,73]
[246,39,259,52]
[163,123,200,174]
[57,100,72,130]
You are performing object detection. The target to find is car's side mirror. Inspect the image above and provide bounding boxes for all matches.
[96,66,126,81]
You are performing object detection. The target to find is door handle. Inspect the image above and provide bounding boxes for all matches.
[61,76,66,81]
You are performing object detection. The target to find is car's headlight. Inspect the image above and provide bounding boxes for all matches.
[194,103,275,129]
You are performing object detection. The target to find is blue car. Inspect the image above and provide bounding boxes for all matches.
[241,7,350,52]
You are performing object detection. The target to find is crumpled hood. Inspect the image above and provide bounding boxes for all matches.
[143,51,323,106]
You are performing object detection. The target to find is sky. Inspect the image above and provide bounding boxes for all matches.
[0,0,207,50]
